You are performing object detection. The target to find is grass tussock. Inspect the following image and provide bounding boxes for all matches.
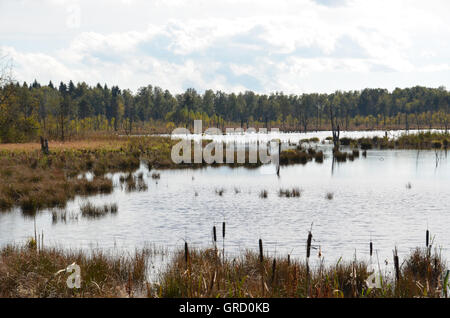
[151,172,161,180]
[278,188,302,198]
[0,244,150,297]
[314,151,324,163]
[259,190,268,199]
[80,202,118,219]
[334,151,348,162]
[280,149,313,165]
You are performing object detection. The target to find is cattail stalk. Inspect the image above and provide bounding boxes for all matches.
[271,259,277,285]
[393,248,400,282]
[259,239,264,263]
[370,241,373,257]
[306,232,312,258]
[185,242,189,269]
[222,222,226,261]
[306,231,313,297]
[259,239,264,296]
[426,229,429,248]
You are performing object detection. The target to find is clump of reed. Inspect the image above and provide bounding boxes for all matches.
[314,151,324,163]
[151,172,160,180]
[333,151,348,162]
[400,247,444,294]
[120,173,148,192]
[405,182,412,189]
[307,148,316,156]
[0,244,150,297]
[432,140,442,149]
[359,138,373,150]
[340,137,352,146]
[278,188,302,198]
[51,210,79,224]
[325,192,334,200]
[215,188,225,196]
[80,202,118,219]
[259,190,268,198]
[280,149,313,165]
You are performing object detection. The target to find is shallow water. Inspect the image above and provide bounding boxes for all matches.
[1,131,449,272]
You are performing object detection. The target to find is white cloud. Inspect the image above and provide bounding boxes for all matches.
[1,0,449,93]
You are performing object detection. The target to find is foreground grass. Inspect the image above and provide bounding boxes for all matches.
[157,247,446,298]
[0,244,149,297]
[0,242,446,298]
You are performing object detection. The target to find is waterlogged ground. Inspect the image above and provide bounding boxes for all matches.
[1,130,449,278]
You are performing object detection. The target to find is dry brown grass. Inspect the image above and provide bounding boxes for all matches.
[0,140,124,152]
[0,243,150,298]
[157,246,447,298]
[0,136,179,213]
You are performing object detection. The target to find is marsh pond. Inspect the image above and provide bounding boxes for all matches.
[1,130,449,276]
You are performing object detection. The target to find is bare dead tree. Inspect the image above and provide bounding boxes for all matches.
[329,101,340,152]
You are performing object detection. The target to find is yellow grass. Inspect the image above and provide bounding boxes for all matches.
[0,139,126,152]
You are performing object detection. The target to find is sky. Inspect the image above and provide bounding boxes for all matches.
[0,0,449,94]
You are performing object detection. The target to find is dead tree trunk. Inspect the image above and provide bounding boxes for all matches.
[332,124,340,152]
[40,136,49,155]
[329,105,340,152]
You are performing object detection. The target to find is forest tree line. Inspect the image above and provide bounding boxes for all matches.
[0,79,449,142]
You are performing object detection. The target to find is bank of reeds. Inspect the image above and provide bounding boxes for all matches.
[331,132,449,151]
[0,244,149,297]
[157,245,446,298]
[0,237,446,298]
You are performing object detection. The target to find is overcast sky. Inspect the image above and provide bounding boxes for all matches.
[1,0,449,94]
